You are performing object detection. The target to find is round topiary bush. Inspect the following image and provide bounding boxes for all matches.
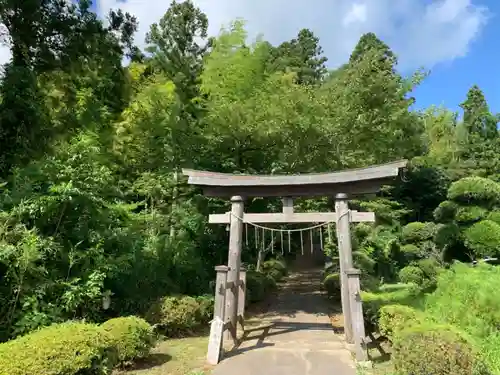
[323,272,340,301]
[448,176,500,206]
[0,321,115,375]
[433,200,458,223]
[464,220,500,258]
[378,304,420,341]
[401,222,437,244]
[455,205,488,224]
[146,295,201,335]
[101,316,156,366]
[398,265,425,285]
[393,323,486,375]
[486,211,500,225]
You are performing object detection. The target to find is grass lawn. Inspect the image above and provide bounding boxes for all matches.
[114,334,212,375]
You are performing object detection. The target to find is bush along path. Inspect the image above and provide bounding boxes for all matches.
[0,259,287,375]
[213,268,356,375]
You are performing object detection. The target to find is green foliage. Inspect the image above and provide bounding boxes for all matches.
[146,295,211,336]
[398,265,424,285]
[378,304,421,341]
[392,323,486,375]
[433,200,458,223]
[447,177,500,206]
[262,259,287,281]
[323,273,341,301]
[0,321,115,375]
[455,205,487,224]
[425,263,500,338]
[361,283,422,331]
[100,316,156,366]
[464,220,500,258]
[246,271,277,304]
[401,222,437,244]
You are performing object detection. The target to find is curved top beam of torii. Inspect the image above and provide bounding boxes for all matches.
[182,160,408,198]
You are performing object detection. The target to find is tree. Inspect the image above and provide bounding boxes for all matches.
[0,0,139,175]
[349,32,396,67]
[146,0,209,108]
[460,85,498,140]
[266,28,328,85]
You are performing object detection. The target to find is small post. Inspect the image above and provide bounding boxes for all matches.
[207,265,228,365]
[335,193,354,344]
[224,196,244,344]
[237,268,247,332]
[282,197,294,215]
[346,268,369,363]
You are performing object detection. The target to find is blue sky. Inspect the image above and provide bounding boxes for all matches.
[93,0,499,114]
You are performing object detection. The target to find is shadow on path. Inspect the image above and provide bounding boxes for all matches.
[212,268,355,375]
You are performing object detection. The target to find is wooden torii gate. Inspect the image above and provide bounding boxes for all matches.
[182,160,407,364]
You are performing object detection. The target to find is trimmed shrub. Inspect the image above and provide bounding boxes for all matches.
[361,283,422,332]
[448,176,500,206]
[393,323,486,375]
[246,271,276,304]
[434,222,461,249]
[146,295,202,335]
[464,220,500,258]
[195,295,214,325]
[401,222,437,244]
[101,316,156,366]
[323,272,340,301]
[416,258,441,291]
[0,321,114,375]
[433,200,458,223]
[455,205,488,224]
[398,265,424,285]
[486,211,500,225]
[378,304,421,341]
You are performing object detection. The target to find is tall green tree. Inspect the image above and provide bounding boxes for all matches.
[146,0,209,108]
[460,85,498,140]
[0,0,139,175]
[349,32,396,67]
[266,28,327,85]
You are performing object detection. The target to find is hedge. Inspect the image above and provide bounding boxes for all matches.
[392,323,486,375]
[0,321,115,375]
[146,295,214,336]
[100,316,156,366]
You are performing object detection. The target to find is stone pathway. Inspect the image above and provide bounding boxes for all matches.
[212,269,356,375]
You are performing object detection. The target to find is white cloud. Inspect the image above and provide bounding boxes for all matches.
[98,0,490,71]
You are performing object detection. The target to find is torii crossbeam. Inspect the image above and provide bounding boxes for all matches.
[182,160,407,364]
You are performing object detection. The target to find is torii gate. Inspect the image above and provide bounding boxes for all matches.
[183,160,407,363]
